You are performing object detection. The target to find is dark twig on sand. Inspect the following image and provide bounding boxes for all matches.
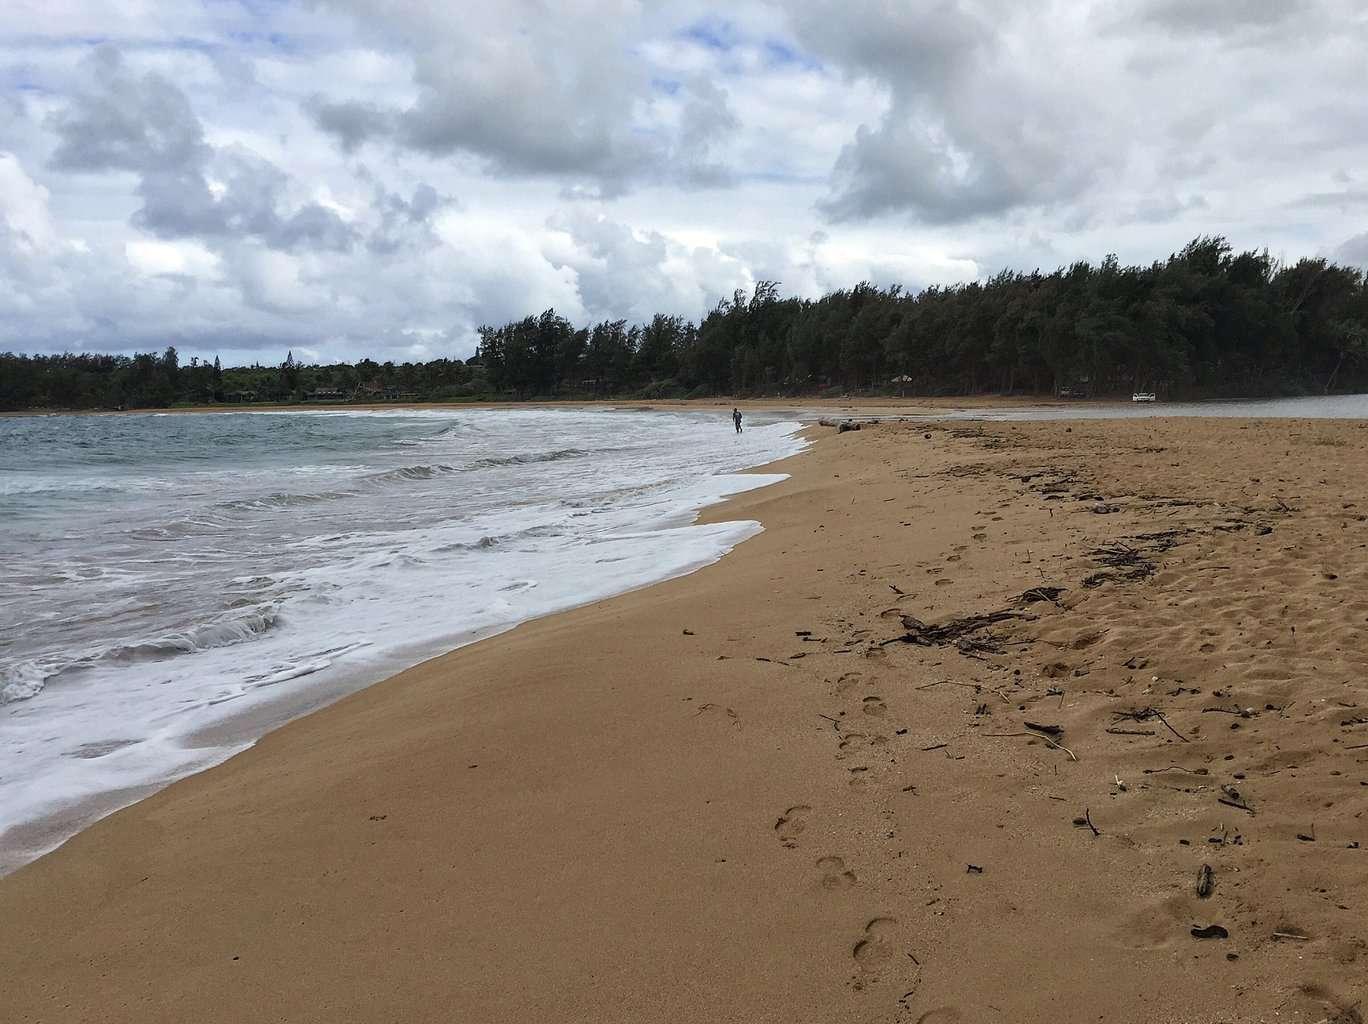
[882,609,1025,656]
[1271,930,1311,941]
[1143,765,1209,775]
[985,731,1078,761]
[1016,586,1066,606]
[1115,707,1189,743]
[1073,808,1101,836]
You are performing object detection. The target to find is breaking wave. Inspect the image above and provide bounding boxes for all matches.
[1,607,283,706]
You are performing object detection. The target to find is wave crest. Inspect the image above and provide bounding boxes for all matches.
[0,661,48,704]
[469,448,587,469]
[102,607,280,664]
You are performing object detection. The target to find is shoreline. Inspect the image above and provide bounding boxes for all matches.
[0,419,806,875]
[6,391,1366,426]
[3,415,1366,1021]
[0,393,1086,419]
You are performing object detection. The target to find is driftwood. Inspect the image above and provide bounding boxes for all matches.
[883,610,1025,656]
[1113,707,1189,743]
[1016,586,1066,606]
[1083,530,1185,588]
[1218,783,1255,815]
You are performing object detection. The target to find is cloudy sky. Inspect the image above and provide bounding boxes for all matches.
[2,1,1366,364]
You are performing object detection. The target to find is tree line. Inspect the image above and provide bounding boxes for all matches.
[4,237,1367,411]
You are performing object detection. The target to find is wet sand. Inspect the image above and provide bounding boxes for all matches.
[2,417,1365,1022]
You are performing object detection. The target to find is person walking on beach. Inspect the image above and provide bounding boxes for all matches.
[732,408,743,433]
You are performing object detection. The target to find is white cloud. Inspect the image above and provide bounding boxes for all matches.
[0,152,58,254]
[0,1,1364,364]
[124,237,219,278]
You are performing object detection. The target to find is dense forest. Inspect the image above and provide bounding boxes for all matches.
[3,237,1367,411]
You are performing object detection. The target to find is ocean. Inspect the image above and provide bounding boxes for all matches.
[0,407,804,867]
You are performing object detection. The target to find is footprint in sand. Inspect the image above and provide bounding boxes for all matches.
[862,695,888,717]
[835,671,864,694]
[836,732,866,758]
[816,855,857,890]
[852,916,900,974]
[775,805,812,848]
[1070,631,1104,650]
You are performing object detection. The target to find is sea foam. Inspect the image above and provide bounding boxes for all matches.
[0,408,804,869]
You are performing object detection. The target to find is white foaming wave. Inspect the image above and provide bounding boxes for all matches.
[360,449,593,486]
[0,413,807,866]
[0,477,138,499]
[466,447,590,470]
[215,491,348,513]
[0,661,47,703]
[0,605,283,707]
[101,606,281,664]
[362,462,460,484]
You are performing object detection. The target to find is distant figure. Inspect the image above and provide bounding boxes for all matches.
[732,408,743,433]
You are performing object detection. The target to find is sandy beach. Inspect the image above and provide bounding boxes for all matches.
[3,415,1366,1023]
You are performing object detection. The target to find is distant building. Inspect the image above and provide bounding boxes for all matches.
[353,383,415,401]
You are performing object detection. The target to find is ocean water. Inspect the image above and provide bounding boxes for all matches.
[0,408,804,866]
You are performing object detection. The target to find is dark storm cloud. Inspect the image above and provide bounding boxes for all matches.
[310,89,655,195]
[785,1,1102,224]
[367,182,455,254]
[308,97,393,154]
[48,45,207,173]
[1337,232,1368,268]
[50,48,356,252]
[1125,0,1316,36]
[1290,187,1368,211]
[274,203,359,251]
[784,0,1366,226]
[308,1,740,194]
[819,119,1031,224]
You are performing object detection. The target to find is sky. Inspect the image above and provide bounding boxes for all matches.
[2,0,1367,365]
